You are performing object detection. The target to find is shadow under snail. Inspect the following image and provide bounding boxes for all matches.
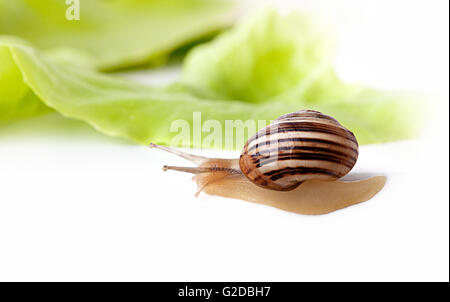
[150,110,386,215]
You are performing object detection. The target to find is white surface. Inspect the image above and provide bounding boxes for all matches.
[0,0,448,281]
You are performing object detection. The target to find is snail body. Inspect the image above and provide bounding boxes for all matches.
[149,110,385,215]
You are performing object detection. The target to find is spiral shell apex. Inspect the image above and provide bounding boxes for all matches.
[239,110,359,191]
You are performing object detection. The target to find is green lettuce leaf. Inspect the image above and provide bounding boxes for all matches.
[0,0,237,71]
[180,8,424,143]
[181,9,336,103]
[1,38,303,148]
[0,8,425,148]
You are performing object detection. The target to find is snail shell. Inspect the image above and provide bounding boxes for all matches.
[239,110,359,191]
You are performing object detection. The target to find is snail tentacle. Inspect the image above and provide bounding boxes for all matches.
[150,143,241,196]
[149,143,207,165]
[163,165,213,174]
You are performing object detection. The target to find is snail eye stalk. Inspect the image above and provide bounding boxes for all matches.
[149,143,207,165]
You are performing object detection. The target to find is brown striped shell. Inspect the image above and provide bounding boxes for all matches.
[239,110,359,191]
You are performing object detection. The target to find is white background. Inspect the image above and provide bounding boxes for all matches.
[0,0,448,281]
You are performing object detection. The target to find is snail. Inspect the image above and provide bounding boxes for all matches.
[150,110,386,215]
